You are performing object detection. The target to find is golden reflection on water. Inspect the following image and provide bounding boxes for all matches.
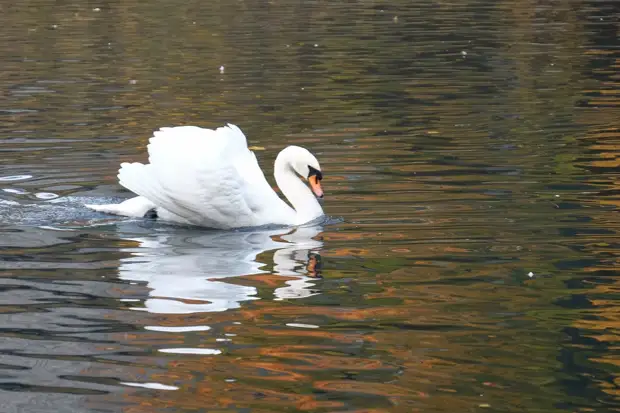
[570,66,620,405]
[1,0,620,412]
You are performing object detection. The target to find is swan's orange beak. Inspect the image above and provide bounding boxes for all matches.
[308,175,323,198]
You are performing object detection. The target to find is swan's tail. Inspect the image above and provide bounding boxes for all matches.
[84,162,162,217]
[85,203,123,215]
[84,196,155,218]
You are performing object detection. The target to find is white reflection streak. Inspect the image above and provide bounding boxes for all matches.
[120,382,179,391]
[273,225,322,300]
[117,225,323,314]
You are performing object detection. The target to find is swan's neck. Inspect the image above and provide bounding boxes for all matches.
[274,154,323,225]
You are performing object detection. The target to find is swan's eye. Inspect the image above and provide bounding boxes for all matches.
[307,165,323,181]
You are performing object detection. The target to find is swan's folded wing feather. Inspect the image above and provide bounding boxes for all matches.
[232,150,292,217]
[119,124,259,228]
[118,163,198,222]
[161,162,255,228]
[216,124,293,215]
[148,124,247,167]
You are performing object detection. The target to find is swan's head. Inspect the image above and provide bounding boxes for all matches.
[281,145,324,198]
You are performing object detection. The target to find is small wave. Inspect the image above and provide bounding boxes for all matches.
[0,195,130,228]
[0,174,32,181]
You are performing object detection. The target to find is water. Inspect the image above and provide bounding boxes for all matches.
[1,0,619,412]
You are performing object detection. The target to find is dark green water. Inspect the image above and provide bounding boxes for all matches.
[1,1,619,412]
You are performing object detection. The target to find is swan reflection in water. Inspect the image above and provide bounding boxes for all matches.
[116,224,323,314]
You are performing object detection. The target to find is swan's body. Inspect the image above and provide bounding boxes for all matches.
[86,124,324,229]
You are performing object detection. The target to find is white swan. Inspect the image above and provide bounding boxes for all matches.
[86,124,325,229]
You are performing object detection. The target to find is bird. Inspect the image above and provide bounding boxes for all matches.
[85,124,325,229]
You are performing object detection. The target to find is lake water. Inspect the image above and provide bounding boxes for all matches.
[1,1,619,412]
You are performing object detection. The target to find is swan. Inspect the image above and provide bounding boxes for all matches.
[85,124,325,229]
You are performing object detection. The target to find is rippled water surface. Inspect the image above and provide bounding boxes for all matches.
[1,1,620,412]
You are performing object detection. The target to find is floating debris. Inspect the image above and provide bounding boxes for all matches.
[219,65,225,74]
[528,272,534,277]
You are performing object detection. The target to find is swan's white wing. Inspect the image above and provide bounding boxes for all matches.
[227,126,291,216]
[118,124,290,228]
